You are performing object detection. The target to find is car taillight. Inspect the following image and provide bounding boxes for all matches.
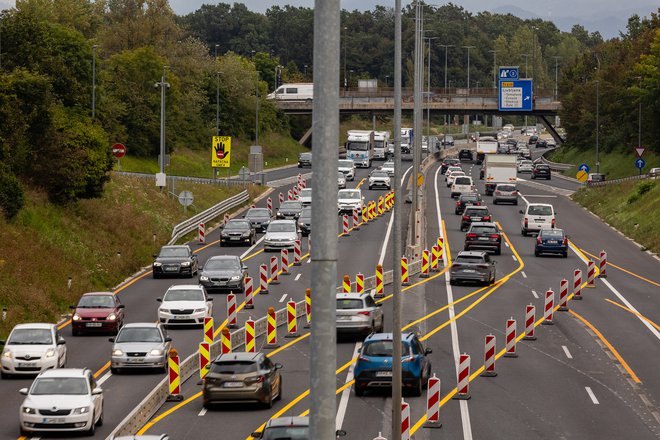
[358,355,371,362]
[483,215,491,221]
[456,200,461,206]
[524,218,528,227]
[494,190,501,195]
[475,202,481,205]
[562,237,568,245]
[512,190,518,195]
[537,237,542,244]
[551,219,556,228]
[462,215,469,220]
[490,234,500,240]
[467,233,477,239]
[357,311,371,316]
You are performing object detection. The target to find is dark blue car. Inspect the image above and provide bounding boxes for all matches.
[353,332,432,397]
[534,228,568,258]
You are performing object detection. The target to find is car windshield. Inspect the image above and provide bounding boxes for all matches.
[31,377,88,396]
[497,185,516,192]
[528,205,553,216]
[8,328,52,345]
[246,209,270,219]
[77,295,115,308]
[338,160,354,168]
[268,223,296,233]
[263,427,309,440]
[224,221,250,230]
[470,226,497,235]
[299,153,311,159]
[336,299,364,310]
[372,171,388,178]
[521,161,532,165]
[299,189,312,198]
[455,177,471,185]
[541,229,564,239]
[116,327,163,343]
[210,361,258,374]
[383,162,394,169]
[300,208,312,217]
[455,255,486,264]
[164,289,205,302]
[205,258,240,271]
[339,190,360,200]
[347,141,368,151]
[363,341,410,357]
[280,202,301,210]
[535,165,549,170]
[159,247,189,258]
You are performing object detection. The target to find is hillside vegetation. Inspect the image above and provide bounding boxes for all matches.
[548,146,660,179]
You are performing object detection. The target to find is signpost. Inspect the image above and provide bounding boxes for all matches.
[635,158,645,175]
[634,147,645,158]
[498,79,533,112]
[576,170,588,183]
[212,136,232,180]
[578,163,590,173]
[178,190,194,213]
[111,143,126,171]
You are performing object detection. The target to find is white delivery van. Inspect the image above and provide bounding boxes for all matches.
[520,203,556,236]
[267,83,313,100]
[373,131,391,160]
[451,176,476,198]
[345,130,374,168]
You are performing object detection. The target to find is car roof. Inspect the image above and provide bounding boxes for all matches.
[161,245,189,250]
[266,416,309,428]
[246,208,269,213]
[336,293,371,300]
[540,227,564,233]
[465,205,488,210]
[214,352,263,362]
[123,322,160,329]
[37,368,89,378]
[80,291,114,297]
[12,323,55,330]
[270,219,296,225]
[227,218,250,223]
[208,255,240,261]
[456,250,488,258]
[167,284,204,291]
[527,203,553,207]
[364,332,415,342]
[470,222,497,228]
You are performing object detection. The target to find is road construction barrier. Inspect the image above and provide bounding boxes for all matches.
[343,275,351,293]
[343,214,350,236]
[420,249,430,278]
[305,288,311,328]
[523,305,537,340]
[260,264,269,294]
[437,237,444,261]
[203,317,214,344]
[281,249,290,275]
[362,205,368,224]
[245,318,255,352]
[375,264,384,298]
[504,318,518,357]
[558,279,569,311]
[221,327,231,354]
[294,240,302,266]
[265,307,279,348]
[198,223,205,244]
[369,202,375,221]
[378,196,384,215]
[167,354,182,401]
[356,273,364,293]
[270,257,280,284]
[199,342,210,379]
[401,400,411,440]
[267,197,272,213]
[223,213,230,226]
[300,178,306,189]
[423,375,442,428]
[244,276,254,309]
[543,289,555,325]
[353,208,360,230]
[401,257,409,286]
[286,301,300,338]
[453,353,471,400]
[288,189,293,200]
[481,334,498,377]
[279,192,284,205]
[431,245,440,271]
[573,269,583,300]
[226,293,237,328]
[586,260,596,287]
[598,250,607,278]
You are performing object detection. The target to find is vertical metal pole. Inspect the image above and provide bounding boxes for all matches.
[553,56,560,101]
[343,26,348,89]
[392,0,403,438]
[215,45,220,137]
[412,2,422,223]
[310,1,339,439]
[159,67,168,175]
[255,70,259,146]
[595,80,599,173]
[489,50,497,89]
[426,38,433,137]
[92,45,97,120]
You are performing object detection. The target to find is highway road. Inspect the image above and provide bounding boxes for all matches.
[3,147,659,440]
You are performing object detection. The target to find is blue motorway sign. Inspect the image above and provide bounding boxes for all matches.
[499,67,519,80]
[498,79,533,112]
[578,163,590,173]
[635,158,646,169]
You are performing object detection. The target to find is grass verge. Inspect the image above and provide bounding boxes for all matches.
[548,146,660,180]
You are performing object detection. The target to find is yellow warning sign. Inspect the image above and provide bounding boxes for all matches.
[576,170,588,182]
[417,172,424,187]
[212,136,232,168]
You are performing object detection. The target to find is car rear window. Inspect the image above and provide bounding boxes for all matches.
[455,177,472,185]
[528,205,553,216]
[461,195,479,202]
[535,165,550,170]
[336,299,364,310]
[363,341,409,357]
[541,229,564,238]
[211,361,258,374]
[465,208,488,216]
[470,226,497,235]
[496,185,516,192]
[455,256,486,263]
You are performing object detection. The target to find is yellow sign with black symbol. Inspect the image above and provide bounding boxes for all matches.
[212,136,232,168]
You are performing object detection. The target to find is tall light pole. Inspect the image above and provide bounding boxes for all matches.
[488,49,498,89]
[595,53,601,173]
[635,76,642,156]
[304,64,308,79]
[343,26,348,89]
[255,70,260,146]
[155,66,170,176]
[92,45,98,120]
[463,45,475,95]
[385,74,390,87]
[425,36,439,136]
[441,44,454,94]
[532,26,539,95]
[553,56,560,101]
[215,45,220,136]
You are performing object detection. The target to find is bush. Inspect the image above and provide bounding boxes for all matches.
[0,163,25,220]
[636,181,655,196]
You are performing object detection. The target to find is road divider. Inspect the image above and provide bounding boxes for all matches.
[542,289,555,325]
[203,317,214,344]
[286,301,300,338]
[504,318,518,357]
[244,276,255,309]
[558,279,569,311]
[401,400,411,440]
[523,305,537,340]
[598,250,607,278]
[199,343,210,380]
[226,293,237,328]
[453,354,471,400]
[481,335,497,377]
[573,269,583,300]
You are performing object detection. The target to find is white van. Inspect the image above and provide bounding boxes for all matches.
[451,176,476,198]
[521,203,556,236]
[267,83,313,100]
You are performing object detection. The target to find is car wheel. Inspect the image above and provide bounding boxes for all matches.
[96,405,104,426]
[153,273,160,279]
[276,378,283,401]
[355,383,365,397]
[493,200,498,205]
[534,250,540,257]
[72,328,80,337]
[495,247,501,255]
[464,246,469,251]
[264,388,274,409]
[377,315,385,333]
[562,252,568,258]
[19,427,28,436]
[86,416,96,436]
[449,279,456,286]
[1,371,11,379]
[111,367,119,375]
[411,378,423,397]
[521,228,527,236]
[514,201,518,205]
[369,185,373,190]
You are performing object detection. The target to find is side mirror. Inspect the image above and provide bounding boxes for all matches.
[207,297,214,302]
[57,337,66,345]
[19,388,28,396]
[117,304,125,309]
[156,298,162,302]
[164,337,172,342]
[274,363,283,370]
[251,432,264,439]
[336,430,347,437]
[108,338,115,343]
[518,209,524,214]
[92,387,103,395]
[424,348,433,355]
[69,305,76,310]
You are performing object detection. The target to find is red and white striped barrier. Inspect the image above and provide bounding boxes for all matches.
[356,273,364,293]
[280,249,289,275]
[453,353,471,400]
[288,189,293,201]
[481,334,497,377]
[422,375,442,428]
[542,289,555,325]
[300,178,306,189]
[198,223,205,244]
[353,208,360,230]
[270,256,280,285]
[279,192,284,205]
[573,269,582,300]
[523,304,537,340]
[259,264,269,294]
[558,278,569,311]
[401,400,411,440]
[285,300,299,338]
[586,260,596,288]
[266,197,272,213]
[342,214,350,236]
[244,276,254,309]
[504,318,518,357]
[293,239,302,266]
[598,250,607,278]
[226,293,237,328]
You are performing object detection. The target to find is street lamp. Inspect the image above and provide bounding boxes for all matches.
[304,64,308,79]
[255,69,260,146]
[595,53,601,173]
[553,56,560,101]
[425,36,439,136]
[92,44,99,120]
[488,49,498,89]
[155,66,170,176]
[343,26,348,89]
[215,45,220,136]
[463,45,475,95]
[440,44,454,95]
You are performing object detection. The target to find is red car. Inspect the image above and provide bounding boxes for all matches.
[70,292,125,336]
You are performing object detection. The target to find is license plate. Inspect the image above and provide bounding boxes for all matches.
[86,322,102,327]
[471,217,480,221]
[478,237,489,241]
[337,316,351,321]
[18,362,36,367]
[164,266,178,272]
[128,358,144,363]
[213,281,227,286]
[223,381,244,388]
[463,269,476,273]
[230,237,240,240]
[172,315,189,320]
[376,371,392,377]
[43,418,66,424]
[535,219,546,222]
[547,240,558,244]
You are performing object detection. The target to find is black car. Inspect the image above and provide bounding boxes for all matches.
[153,245,198,279]
[536,139,548,148]
[298,206,312,236]
[441,158,461,174]
[535,228,568,258]
[528,135,539,145]
[276,200,303,219]
[531,164,551,180]
[455,193,482,215]
[460,206,492,231]
[198,255,248,293]
[449,251,496,285]
[298,152,312,168]
[464,222,502,255]
[244,208,272,232]
[220,219,255,246]
[458,149,473,162]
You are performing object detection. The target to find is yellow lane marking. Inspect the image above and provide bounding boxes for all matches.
[604,299,660,331]
[242,249,264,261]
[579,248,660,287]
[93,362,110,379]
[354,177,366,189]
[569,309,642,384]
[137,391,204,435]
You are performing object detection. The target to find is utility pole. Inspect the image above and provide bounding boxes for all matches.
[553,56,560,101]
[463,45,475,95]
[425,36,439,136]
[343,26,348,90]
[489,49,498,89]
[92,45,98,120]
[155,66,170,176]
[255,70,260,146]
[532,26,539,95]
[441,44,453,131]
[412,2,423,226]
[521,54,529,128]
[309,1,339,439]
[595,53,601,173]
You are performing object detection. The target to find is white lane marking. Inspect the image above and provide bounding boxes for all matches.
[519,192,530,206]
[336,342,362,431]
[521,271,527,278]
[505,241,510,248]
[512,255,518,262]
[241,235,265,259]
[198,407,207,417]
[531,290,539,299]
[562,345,573,359]
[377,166,413,265]
[307,259,311,264]
[433,164,473,439]
[585,387,600,404]
[97,371,112,386]
[278,294,287,303]
[295,274,301,281]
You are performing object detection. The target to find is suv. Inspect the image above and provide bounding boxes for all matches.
[493,183,518,205]
[451,176,475,198]
[441,135,454,147]
[458,149,473,162]
[152,245,198,279]
[531,164,551,180]
[337,189,363,214]
[297,152,312,168]
[336,293,384,335]
[455,193,482,215]
[465,222,502,255]
[199,255,248,293]
[460,206,492,231]
[71,292,125,336]
[449,251,496,285]
[521,203,556,236]
[368,169,391,190]
[353,332,432,397]
[252,417,346,439]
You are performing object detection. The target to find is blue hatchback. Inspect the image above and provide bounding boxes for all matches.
[353,332,432,397]
[534,228,568,258]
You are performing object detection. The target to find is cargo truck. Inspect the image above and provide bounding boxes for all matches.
[483,154,518,195]
[476,137,499,164]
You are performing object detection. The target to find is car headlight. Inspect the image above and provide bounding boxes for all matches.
[160,308,170,314]
[149,349,163,356]
[2,350,12,359]
[45,348,57,358]
[112,349,124,357]
[22,407,36,414]
[242,232,250,237]
[153,262,162,267]
[298,222,305,227]
[199,275,209,282]
[72,406,90,415]
[193,308,206,313]
[230,275,241,281]
[72,314,81,321]
[107,313,117,321]
[181,261,191,267]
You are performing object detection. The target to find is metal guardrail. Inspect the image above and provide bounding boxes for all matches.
[537,155,573,171]
[168,190,250,245]
[586,173,650,187]
[114,171,249,186]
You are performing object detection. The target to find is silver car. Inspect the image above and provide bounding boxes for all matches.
[449,251,496,285]
[368,170,391,190]
[338,159,356,181]
[492,183,518,205]
[264,220,300,252]
[337,172,346,189]
[1,323,67,378]
[380,161,395,177]
[336,293,384,335]
[110,323,171,373]
[517,160,533,173]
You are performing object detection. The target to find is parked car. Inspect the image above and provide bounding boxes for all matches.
[531,164,551,180]
[464,222,502,255]
[252,417,346,440]
[71,292,125,336]
[517,160,534,173]
[244,208,271,232]
[1,324,66,378]
[451,176,476,198]
[441,158,461,174]
[336,293,384,335]
[157,284,213,327]
[276,200,303,220]
[368,169,391,190]
[264,220,301,252]
[353,332,432,397]
[535,228,568,258]
[460,206,492,231]
[338,159,356,181]
[458,149,473,161]
[455,193,482,215]
[337,189,364,214]
[110,323,171,373]
[297,152,312,168]
[202,352,282,408]
[337,172,346,189]
[493,183,518,205]
[520,203,556,236]
[152,245,198,279]
[220,219,256,246]
[298,206,312,236]
[199,255,248,294]
[449,251,496,285]
[19,368,103,436]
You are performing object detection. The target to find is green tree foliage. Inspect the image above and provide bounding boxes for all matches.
[0,162,25,220]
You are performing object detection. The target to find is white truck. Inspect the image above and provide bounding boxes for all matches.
[345,130,374,168]
[267,83,313,100]
[483,154,518,195]
[476,137,499,164]
[373,131,390,160]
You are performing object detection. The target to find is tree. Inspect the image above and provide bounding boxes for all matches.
[0,162,24,220]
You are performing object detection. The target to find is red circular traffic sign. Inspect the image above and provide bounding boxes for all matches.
[112,143,126,159]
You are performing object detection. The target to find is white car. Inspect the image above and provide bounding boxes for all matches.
[517,160,534,173]
[446,171,465,187]
[521,203,556,236]
[298,188,312,205]
[157,285,212,327]
[19,368,103,436]
[338,172,346,189]
[450,176,476,198]
[338,159,356,181]
[368,170,391,190]
[380,161,395,177]
[445,166,462,181]
[338,188,364,214]
[1,323,67,378]
[264,219,301,252]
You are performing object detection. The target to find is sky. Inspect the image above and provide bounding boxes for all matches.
[1,0,657,38]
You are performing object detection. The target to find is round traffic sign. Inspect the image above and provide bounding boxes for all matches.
[178,190,194,207]
[635,158,645,170]
[576,170,588,183]
[111,143,126,159]
[578,163,590,173]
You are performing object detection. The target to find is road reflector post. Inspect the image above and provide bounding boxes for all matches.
[343,275,351,293]
[504,318,518,357]
[356,273,364,293]
[401,257,409,286]
[260,264,269,294]
[558,279,569,311]
[543,289,555,325]
[481,335,498,377]
[281,249,290,275]
[198,223,205,244]
[453,354,471,400]
[223,213,230,226]
[265,307,279,349]
[586,260,596,287]
[375,265,384,298]
[226,293,237,328]
[598,250,607,278]
[342,214,350,236]
[378,196,384,215]
[423,375,442,428]
[288,189,293,201]
[573,269,583,300]
[244,276,254,309]
[167,353,183,401]
[353,208,361,230]
[304,288,311,328]
[220,327,231,354]
[431,245,440,272]
[245,317,255,352]
[267,197,272,213]
[270,256,280,285]
[420,249,430,278]
[199,342,210,380]
[285,301,300,338]
[401,400,411,440]
[523,304,537,340]
[203,317,214,344]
